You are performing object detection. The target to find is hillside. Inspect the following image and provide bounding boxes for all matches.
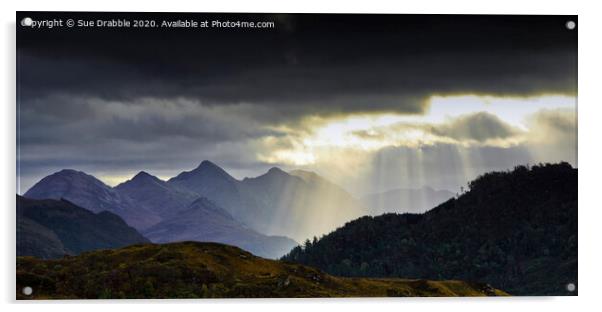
[17,195,149,259]
[16,241,507,299]
[143,198,297,259]
[282,163,577,295]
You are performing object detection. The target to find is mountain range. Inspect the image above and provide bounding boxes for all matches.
[24,161,461,243]
[24,169,161,230]
[23,160,367,257]
[166,161,365,241]
[282,163,578,295]
[17,195,149,259]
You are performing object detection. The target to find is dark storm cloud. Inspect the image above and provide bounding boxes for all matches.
[349,111,522,144]
[18,96,282,145]
[17,13,577,119]
[16,12,577,192]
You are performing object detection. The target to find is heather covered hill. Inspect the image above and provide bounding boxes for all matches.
[16,241,507,299]
[282,163,577,295]
[17,195,149,259]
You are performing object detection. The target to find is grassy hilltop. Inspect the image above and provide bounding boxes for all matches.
[17,241,507,299]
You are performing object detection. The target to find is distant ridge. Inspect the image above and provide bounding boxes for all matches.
[165,161,366,241]
[142,197,298,259]
[168,160,239,192]
[23,160,364,251]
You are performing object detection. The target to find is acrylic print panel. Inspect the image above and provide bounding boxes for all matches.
[16,12,577,299]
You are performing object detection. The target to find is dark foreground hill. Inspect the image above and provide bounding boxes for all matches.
[282,163,577,296]
[16,242,507,299]
[17,195,149,259]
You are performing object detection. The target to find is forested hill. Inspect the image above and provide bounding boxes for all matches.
[282,163,577,295]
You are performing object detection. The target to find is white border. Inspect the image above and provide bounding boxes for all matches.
[2,1,601,311]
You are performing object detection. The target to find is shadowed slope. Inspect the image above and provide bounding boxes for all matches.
[142,198,297,259]
[17,195,149,259]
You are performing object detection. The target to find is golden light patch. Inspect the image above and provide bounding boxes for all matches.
[257,94,575,167]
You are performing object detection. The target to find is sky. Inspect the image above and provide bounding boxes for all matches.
[17,12,577,195]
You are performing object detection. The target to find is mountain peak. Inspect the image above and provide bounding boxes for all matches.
[191,160,233,178]
[134,170,151,177]
[118,171,165,188]
[171,160,233,179]
[267,167,287,175]
[197,160,220,170]
[131,171,158,181]
[55,169,89,177]
[167,160,238,190]
[28,169,107,190]
[48,169,96,180]
[243,166,290,183]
